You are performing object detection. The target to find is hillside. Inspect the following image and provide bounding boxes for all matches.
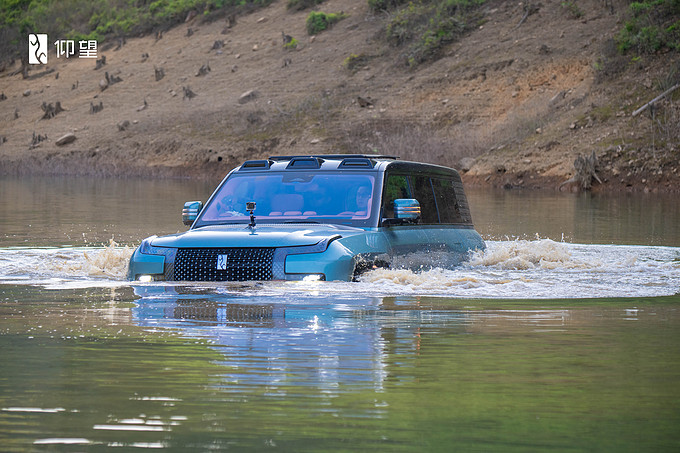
[0,0,678,192]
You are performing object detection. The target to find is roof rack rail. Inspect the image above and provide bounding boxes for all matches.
[268,154,399,161]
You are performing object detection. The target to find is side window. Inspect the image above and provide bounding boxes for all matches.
[381,174,410,218]
[432,178,462,224]
[412,176,438,224]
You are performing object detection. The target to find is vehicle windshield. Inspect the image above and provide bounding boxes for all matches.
[196,172,376,226]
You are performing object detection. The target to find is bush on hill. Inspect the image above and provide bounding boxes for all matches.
[0,0,273,63]
[617,0,680,54]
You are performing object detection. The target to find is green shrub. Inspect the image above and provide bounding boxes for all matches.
[368,0,408,12]
[560,1,583,19]
[0,0,275,62]
[617,0,680,54]
[383,0,486,67]
[283,37,299,49]
[305,11,347,35]
[343,52,371,71]
[287,0,325,11]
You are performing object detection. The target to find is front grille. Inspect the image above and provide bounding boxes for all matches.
[172,248,275,281]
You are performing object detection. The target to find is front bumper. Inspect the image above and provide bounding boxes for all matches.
[127,235,355,282]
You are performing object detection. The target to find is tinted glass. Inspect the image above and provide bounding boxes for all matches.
[381,174,410,218]
[432,178,464,224]
[197,173,375,225]
[412,176,438,224]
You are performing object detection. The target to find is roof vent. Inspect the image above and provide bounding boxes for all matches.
[286,157,324,169]
[339,157,376,168]
[240,160,272,170]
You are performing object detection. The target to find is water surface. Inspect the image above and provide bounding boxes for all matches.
[0,176,678,451]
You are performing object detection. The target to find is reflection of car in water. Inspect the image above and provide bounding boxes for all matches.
[131,286,390,390]
[131,286,469,392]
[127,155,485,282]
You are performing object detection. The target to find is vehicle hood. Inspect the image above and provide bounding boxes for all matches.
[149,224,367,248]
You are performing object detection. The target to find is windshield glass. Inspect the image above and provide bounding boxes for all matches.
[197,172,376,225]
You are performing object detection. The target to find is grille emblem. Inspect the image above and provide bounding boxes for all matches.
[216,254,229,270]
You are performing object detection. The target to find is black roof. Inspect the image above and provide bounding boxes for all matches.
[236,154,460,176]
[267,154,398,161]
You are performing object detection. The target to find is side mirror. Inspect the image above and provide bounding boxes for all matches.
[182,201,203,226]
[394,199,421,221]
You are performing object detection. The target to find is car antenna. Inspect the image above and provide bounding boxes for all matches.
[246,201,256,230]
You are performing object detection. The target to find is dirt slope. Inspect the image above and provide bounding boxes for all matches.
[0,0,678,192]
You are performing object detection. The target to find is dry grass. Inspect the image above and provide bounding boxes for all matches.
[651,99,680,155]
[487,95,558,149]
[337,118,490,168]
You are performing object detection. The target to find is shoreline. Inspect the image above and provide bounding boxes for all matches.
[2,153,678,194]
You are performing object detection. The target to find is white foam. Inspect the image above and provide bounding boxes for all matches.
[0,240,133,288]
[355,240,680,299]
[1,239,678,299]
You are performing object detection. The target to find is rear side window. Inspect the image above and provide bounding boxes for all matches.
[432,178,464,224]
[412,176,438,224]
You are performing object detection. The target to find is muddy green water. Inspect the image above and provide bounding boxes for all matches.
[0,176,679,451]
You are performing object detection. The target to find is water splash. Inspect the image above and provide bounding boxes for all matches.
[357,240,679,298]
[0,240,133,287]
[0,239,678,299]
[46,240,133,278]
[468,238,596,270]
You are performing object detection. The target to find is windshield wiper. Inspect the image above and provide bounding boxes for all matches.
[282,220,320,224]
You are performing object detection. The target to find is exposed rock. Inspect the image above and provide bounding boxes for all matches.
[117,120,131,131]
[195,62,211,77]
[459,157,476,173]
[357,96,373,108]
[55,133,76,146]
[238,89,258,104]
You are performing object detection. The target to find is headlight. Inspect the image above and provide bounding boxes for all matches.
[138,237,177,261]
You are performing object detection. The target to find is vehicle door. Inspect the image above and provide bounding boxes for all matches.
[380,172,471,268]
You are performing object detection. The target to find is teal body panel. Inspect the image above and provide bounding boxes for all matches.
[128,253,165,277]
[284,241,356,281]
[150,224,354,248]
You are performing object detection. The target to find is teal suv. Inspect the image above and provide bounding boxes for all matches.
[127,155,485,282]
